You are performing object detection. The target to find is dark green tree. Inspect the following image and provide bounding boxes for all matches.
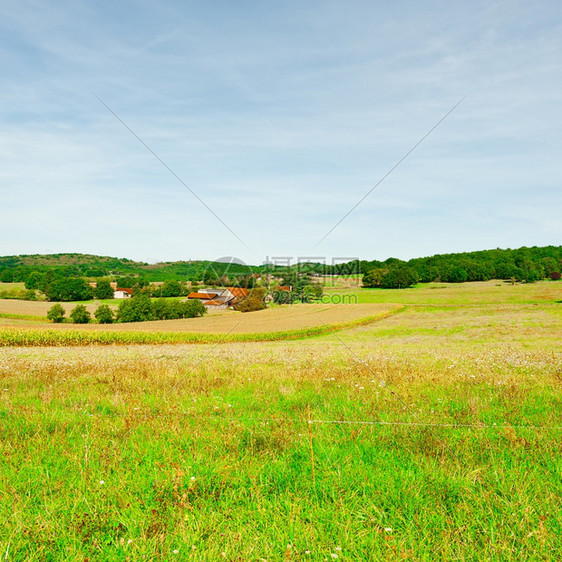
[45,278,93,302]
[25,271,44,290]
[161,280,181,297]
[362,269,388,288]
[94,280,114,300]
[116,295,154,323]
[381,267,418,289]
[46,304,66,323]
[69,305,91,324]
[94,304,115,324]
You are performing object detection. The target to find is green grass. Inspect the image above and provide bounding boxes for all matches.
[0,342,560,560]
[0,281,560,560]
[0,312,46,322]
[323,279,562,306]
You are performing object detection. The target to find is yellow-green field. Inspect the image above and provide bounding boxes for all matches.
[0,281,560,559]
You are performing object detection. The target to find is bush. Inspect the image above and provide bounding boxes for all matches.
[234,288,266,312]
[176,299,206,318]
[69,305,91,324]
[94,304,115,324]
[47,304,65,323]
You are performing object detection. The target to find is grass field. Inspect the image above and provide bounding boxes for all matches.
[324,279,562,306]
[0,282,561,559]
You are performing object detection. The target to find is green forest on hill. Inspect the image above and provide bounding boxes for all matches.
[0,246,560,292]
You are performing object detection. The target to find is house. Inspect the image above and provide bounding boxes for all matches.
[114,287,133,299]
[187,287,250,309]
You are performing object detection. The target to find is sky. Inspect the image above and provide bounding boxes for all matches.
[1,0,561,266]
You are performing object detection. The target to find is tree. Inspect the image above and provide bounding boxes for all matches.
[69,305,91,324]
[45,278,93,301]
[447,267,468,283]
[0,270,14,282]
[176,299,206,318]
[25,271,44,290]
[116,295,154,323]
[94,280,114,300]
[381,267,418,289]
[94,304,115,324]
[47,304,65,323]
[161,280,181,297]
[234,287,266,312]
[362,269,388,288]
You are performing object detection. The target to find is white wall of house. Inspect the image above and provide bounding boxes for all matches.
[114,291,131,299]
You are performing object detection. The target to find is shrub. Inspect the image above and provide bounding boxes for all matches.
[69,305,91,324]
[234,288,266,312]
[176,299,206,318]
[47,304,66,323]
[94,304,115,324]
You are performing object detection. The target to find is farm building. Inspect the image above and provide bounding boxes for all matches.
[187,287,249,309]
[114,287,133,299]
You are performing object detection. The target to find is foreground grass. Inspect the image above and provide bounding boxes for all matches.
[1,335,561,559]
[0,283,560,560]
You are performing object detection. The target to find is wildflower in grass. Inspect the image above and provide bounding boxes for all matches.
[335,547,342,551]
[173,549,179,554]
[384,527,393,533]
[99,480,105,485]
[331,554,339,559]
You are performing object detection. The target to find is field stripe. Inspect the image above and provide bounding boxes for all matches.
[0,305,404,347]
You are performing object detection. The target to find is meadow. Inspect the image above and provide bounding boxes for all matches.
[0,281,560,560]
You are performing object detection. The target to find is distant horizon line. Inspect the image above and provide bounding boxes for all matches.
[1,243,561,268]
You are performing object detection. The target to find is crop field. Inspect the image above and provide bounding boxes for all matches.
[0,299,103,319]
[0,282,561,560]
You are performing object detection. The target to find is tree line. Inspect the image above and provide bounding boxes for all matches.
[47,297,207,324]
[360,245,561,288]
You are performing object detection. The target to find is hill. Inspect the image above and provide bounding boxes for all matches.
[0,245,560,284]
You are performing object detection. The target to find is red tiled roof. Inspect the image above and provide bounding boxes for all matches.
[227,287,250,298]
[188,292,215,300]
[204,299,224,306]
[115,287,134,294]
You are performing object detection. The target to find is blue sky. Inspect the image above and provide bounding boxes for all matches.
[1,0,560,265]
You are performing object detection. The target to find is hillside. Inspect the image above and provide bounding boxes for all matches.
[0,245,561,284]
